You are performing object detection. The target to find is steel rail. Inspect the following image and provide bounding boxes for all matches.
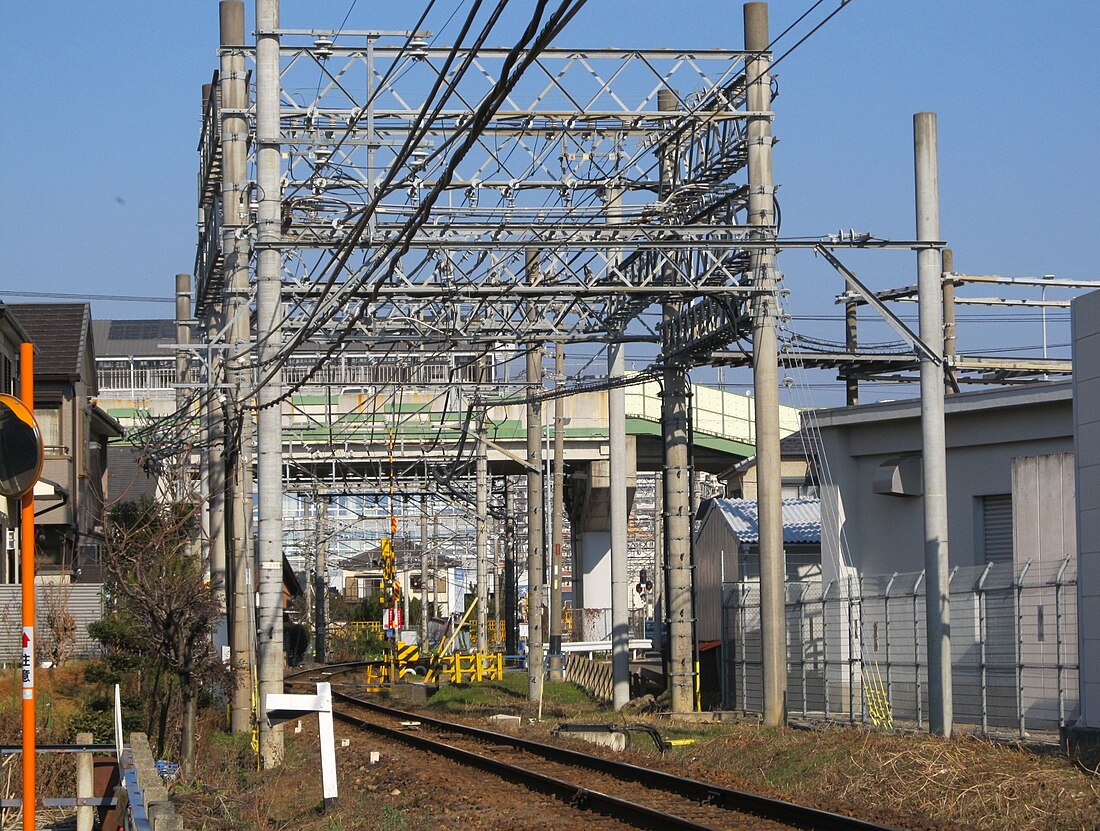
[330,689,901,831]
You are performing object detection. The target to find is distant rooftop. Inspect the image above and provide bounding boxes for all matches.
[93,319,177,358]
[704,497,821,545]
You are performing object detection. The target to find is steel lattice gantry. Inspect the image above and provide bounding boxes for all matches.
[195,36,769,363]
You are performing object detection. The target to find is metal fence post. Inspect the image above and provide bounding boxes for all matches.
[1055,556,1070,727]
[884,572,896,712]
[976,562,992,734]
[1016,560,1032,739]
[739,583,748,712]
[913,570,925,729]
[857,575,867,723]
[847,576,856,723]
[798,582,811,718]
[821,580,832,721]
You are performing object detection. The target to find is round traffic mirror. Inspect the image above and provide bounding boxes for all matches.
[0,394,43,498]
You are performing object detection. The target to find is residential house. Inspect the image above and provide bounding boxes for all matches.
[725,429,819,501]
[8,304,123,582]
[0,302,30,584]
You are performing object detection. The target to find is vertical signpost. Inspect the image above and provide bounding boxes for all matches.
[0,343,44,831]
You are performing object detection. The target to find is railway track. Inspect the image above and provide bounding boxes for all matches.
[318,683,902,831]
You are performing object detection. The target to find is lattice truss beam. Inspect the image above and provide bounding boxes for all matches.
[204,36,766,352]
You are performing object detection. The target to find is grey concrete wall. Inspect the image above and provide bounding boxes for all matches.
[1073,290,1100,729]
[814,387,1074,584]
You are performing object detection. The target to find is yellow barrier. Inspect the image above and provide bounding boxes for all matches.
[425,652,504,684]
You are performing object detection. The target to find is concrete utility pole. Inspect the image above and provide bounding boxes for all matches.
[914,111,952,737]
[606,185,630,710]
[219,0,253,736]
[548,345,565,682]
[526,250,546,702]
[175,274,193,501]
[745,1,787,729]
[256,0,285,766]
[314,495,327,663]
[657,88,695,714]
[844,296,859,406]
[203,308,227,619]
[504,479,518,656]
[420,493,430,644]
[941,248,959,394]
[476,414,489,648]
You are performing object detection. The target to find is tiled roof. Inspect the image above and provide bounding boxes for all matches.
[7,303,90,378]
[779,428,818,457]
[713,497,821,545]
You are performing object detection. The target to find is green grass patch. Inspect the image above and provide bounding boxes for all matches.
[425,673,603,715]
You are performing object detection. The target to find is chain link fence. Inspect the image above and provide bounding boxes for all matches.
[722,558,1078,736]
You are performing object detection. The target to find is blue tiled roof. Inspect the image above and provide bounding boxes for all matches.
[713,498,821,545]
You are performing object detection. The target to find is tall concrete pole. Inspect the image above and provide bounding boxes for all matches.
[745,1,786,728]
[941,248,959,394]
[475,414,489,648]
[548,345,565,682]
[175,274,193,505]
[420,493,430,644]
[203,310,227,619]
[606,185,630,709]
[504,479,518,656]
[657,87,695,713]
[256,0,284,766]
[844,297,859,406]
[314,496,327,662]
[914,111,952,737]
[526,251,546,702]
[220,0,253,736]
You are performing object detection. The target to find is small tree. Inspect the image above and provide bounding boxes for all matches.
[102,497,223,778]
[40,582,77,667]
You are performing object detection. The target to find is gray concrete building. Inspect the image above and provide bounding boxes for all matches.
[811,383,1075,584]
[1070,289,1100,761]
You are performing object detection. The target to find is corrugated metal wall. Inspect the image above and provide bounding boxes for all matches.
[0,584,104,663]
[694,510,739,643]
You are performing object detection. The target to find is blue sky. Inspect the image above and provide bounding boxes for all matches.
[1,1,1096,403]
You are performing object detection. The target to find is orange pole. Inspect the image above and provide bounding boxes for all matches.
[20,342,35,831]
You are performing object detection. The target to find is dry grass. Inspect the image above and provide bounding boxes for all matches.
[677,723,1100,831]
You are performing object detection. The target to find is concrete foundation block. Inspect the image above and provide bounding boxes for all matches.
[1062,724,1100,770]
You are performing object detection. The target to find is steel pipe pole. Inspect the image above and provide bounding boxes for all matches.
[745,0,786,728]
[421,494,430,645]
[915,111,952,737]
[256,0,284,766]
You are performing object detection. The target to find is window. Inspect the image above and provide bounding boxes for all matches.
[36,406,62,452]
[980,494,1013,564]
